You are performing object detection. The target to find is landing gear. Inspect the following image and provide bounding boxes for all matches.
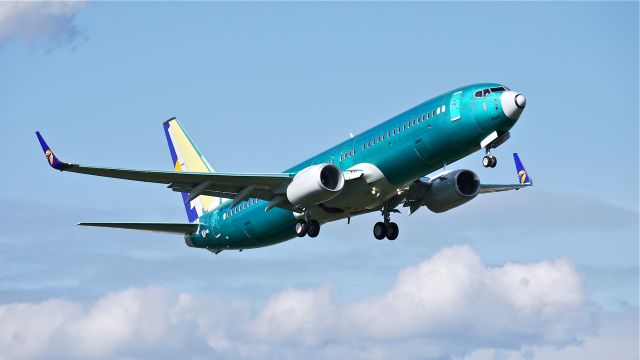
[295,219,320,238]
[373,202,400,240]
[482,155,497,168]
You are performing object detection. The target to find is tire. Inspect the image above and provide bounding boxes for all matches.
[307,220,320,238]
[373,222,387,240]
[295,220,307,237]
[490,156,497,168]
[482,156,491,168]
[386,222,399,240]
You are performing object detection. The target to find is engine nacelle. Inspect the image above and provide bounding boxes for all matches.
[424,169,480,213]
[286,164,345,208]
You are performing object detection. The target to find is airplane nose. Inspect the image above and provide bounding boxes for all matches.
[515,93,526,109]
[501,91,526,120]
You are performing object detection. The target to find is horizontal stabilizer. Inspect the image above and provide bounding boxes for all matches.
[78,222,198,234]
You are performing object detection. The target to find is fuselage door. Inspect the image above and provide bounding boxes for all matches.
[449,91,462,122]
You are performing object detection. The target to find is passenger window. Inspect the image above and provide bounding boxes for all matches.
[437,108,440,115]
[432,110,435,116]
[441,105,446,112]
[422,114,426,121]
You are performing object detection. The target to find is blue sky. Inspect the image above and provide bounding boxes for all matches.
[0,2,638,359]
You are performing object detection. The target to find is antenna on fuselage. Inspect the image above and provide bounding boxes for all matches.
[349,132,354,138]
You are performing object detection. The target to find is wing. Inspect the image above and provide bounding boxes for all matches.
[78,222,199,234]
[401,152,533,213]
[479,153,533,194]
[36,131,294,209]
[479,183,532,193]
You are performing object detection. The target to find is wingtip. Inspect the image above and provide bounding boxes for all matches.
[513,152,532,185]
[35,131,70,171]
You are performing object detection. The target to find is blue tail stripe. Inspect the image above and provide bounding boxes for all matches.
[163,121,199,223]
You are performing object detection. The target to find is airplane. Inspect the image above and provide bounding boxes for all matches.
[36,83,532,254]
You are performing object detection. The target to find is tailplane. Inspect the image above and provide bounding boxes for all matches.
[163,118,227,222]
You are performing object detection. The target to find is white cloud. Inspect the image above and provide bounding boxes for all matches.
[0,1,85,46]
[461,311,638,360]
[0,246,610,359]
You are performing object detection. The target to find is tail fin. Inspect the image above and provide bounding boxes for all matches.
[513,153,532,185]
[163,118,227,222]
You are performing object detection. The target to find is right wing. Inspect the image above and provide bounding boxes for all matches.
[36,131,295,209]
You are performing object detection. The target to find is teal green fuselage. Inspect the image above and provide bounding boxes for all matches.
[188,83,516,250]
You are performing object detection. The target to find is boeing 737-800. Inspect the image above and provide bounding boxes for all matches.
[37,83,532,254]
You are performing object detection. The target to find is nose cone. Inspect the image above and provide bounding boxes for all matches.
[501,91,526,120]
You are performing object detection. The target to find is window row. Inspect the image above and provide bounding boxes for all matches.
[360,104,446,151]
[223,198,260,219]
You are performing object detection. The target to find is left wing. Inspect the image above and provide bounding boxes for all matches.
[401,153,533,213]
[36,131,295,209]
[479,153,532,193]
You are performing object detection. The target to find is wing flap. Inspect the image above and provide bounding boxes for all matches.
[78,222,199,234]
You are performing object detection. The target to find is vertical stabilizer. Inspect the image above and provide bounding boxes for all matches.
[163,118,226,222]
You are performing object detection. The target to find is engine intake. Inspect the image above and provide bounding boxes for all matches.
[424,169,480,213]
[286,164,345,208]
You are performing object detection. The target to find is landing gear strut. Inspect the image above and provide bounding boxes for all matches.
[373,202,399,240]
[482,149,497,168]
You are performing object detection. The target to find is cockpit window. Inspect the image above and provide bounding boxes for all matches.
[474,86,509,98]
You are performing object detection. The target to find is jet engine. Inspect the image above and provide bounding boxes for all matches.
[424,169,480,213]
[286,164,345,208]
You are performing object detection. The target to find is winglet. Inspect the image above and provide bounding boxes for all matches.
[513,153,532,185]
[35,131,71,171]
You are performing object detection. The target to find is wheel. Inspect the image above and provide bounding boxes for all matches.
[386,222,399,240]
[295,220,307,237]
[307,220,320,238]
[489,156,497,168]
[482,155,491,168]
[373,222,387,240]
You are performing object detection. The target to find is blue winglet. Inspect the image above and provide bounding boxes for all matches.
[513,153,532,185]
[35,131,70,171]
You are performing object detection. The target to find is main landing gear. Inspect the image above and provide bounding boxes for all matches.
[373,202,399,240]
[482,149,497,168]
[295,219,320,238]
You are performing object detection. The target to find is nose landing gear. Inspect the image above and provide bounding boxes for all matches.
[482,153,497,168]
